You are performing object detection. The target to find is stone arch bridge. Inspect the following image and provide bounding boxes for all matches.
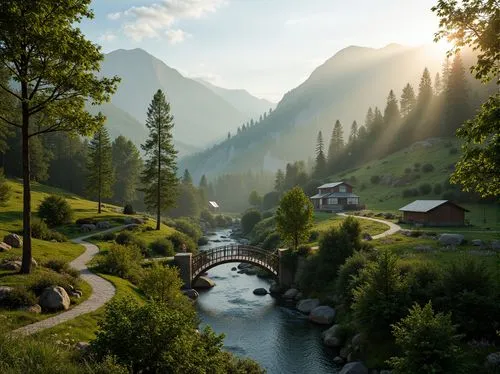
[174,244,293,289]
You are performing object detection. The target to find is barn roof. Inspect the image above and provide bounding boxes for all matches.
[317,181,352,189]
[208,201,219,208]
[399,200,469,213]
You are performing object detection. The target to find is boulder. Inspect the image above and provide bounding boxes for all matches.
[182,289,199,300]
[351,333,363,347]
[76,341,90,351]
[283,288,299,299]
[322,324,343,347]
[294,292,303,301]
[339,362,368,374]
[472,239,484,247]
[486,352,500,369]
[80,224,96,233]
[0,260,21,271]
[0,242,11,252]
[269,282,284,295]
[231,267,237,271]
[39,286,70,311]
[491,240,500,250]
[309,306,336,325]
[438,233,464,246]
[19,304,42,314]
[96,221,111,229]
[253,288,268,296]
[333,356,345,366]
[296,298,320,314]
[193,276,215,289]
[4,234,22,248]
[0,286,14,301]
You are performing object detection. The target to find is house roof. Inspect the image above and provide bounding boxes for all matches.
[399,200,469,213]
[208,201,219,208]
[310,193,329,199]
[310,192,359,199]
[317,181,351,189]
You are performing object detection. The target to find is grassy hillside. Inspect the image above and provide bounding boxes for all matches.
[324,138,500,229]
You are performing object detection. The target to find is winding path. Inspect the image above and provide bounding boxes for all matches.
[13,226,129,336]
[337,213,401,239]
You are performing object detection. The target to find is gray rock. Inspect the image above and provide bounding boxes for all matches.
[193,276,215,289]
[231,267,237,271]
[363,233,372,241]
[0,286,14,300]
[333,356,345,365]
[296,298,320,314]
[309,305,336,325]
[96,221,111,229]
[19,304,42,314]
[339,362,368,374]
[80,224,96,233]
[39,286,70,311]
[0,260,21,271]
[253,288,268,296]
[351,333,363,347]
[322,324,343,347]
[182,289,199,300]
[380,371,392,374]
[4,234,22,248]
[294,292,303,301]
[283,288,299,299]
[472,239,484,247]
[414,245,434,252]
[486,352,500,369]
[340,347,349,359]
[0,242,11,252]
[438,233,464,246]
[76,341,90,351]
[491,240,500,250]
[269,282,283,295]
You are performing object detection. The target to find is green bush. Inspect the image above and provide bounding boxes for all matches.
[404,167,412,174]
[31,218,67,242]
[139,263,186,304]
[0,168,11,205]
[44,259,80,279]
[402,188,419,198]
[200,209,216,228]
[100,232,117,241]
[241,209,262,235]
[406,262,442,306]
[169,231,197,253]
[418,183,432,195]
[262,232,281,250]
[388,302,464,374]
[38,195,73,227]
[261,211,273,219]
[262,191,280,210]
[422,163,435,172]
[413,162,421,170]
[150,238,175,256]
[27,269,80,296]
[123,204,135,215]
[370,175,380,184]
[99,244,143,283]
[76,217,96,225]
[309,230,320,242]
[297,245,312,257]
[433,183,442,195]
[0,287,37,309]
[173,218,202,241]
[215,214,232,227]
[114,231,147,254]
[336,251,370,307]
[197,236,209,246]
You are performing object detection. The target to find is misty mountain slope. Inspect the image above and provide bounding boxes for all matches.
[180,44,444,180]
[196,79,274,119]
[99,48,249,147]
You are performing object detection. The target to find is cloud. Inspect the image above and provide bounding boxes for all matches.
[108,0,225,41]
[98,32,117,42]
[166,29,190,44]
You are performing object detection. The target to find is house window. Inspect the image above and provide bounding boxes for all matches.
[347,198,358,205]
[327,198,338,205]
[339,185,347,193]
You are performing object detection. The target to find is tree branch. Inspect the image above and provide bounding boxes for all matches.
[0,82,22,101]
[0,114,21,128]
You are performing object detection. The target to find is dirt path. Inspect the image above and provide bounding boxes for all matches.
[13,226,129,336]
[337,213,401,239]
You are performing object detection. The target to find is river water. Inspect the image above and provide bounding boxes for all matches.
[197,229,338,374]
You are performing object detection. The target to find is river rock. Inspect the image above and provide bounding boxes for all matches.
[0,286,14,301]
[309,306,336,325]
[351,333,363,347]
[96,221,111,229]
[486,352,500,369]
[269,282,283,295]
[294,292,303,301]
[39,286,70,311]
[231,267,237,271]
[0,242,11,252]
[193,276,215,289]
[472,239,484,247]
[438,233,464,246]
[182,289,199,300]
[253,288,268,296]
[296,298,320,314]
[4,234,22,248]
[339,362,368,374]
[334,356,345,366]
[322,324,343,347]
[80,224,96,233]
[283,288,299,299]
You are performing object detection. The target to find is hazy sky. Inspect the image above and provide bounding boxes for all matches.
[83,0,442,102]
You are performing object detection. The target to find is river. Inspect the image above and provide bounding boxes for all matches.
[197,229,338,374]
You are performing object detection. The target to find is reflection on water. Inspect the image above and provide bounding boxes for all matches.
[196,229,338,374]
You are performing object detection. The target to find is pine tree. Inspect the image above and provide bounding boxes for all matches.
[373,107,384,129]
[112,136,142,205]
[434,72,442,95]
[364,107,374,129]
[182,169,193,185]
[140,90,178,230]
[86,127,114,213]
[328,120,344,163]
[274,169,285,193]
[357,125,367,140]
[417,68,433,108]
[384,89,400,126]
[314,131,327,178]
[444,52,470,135]
[199,175,208,189]
[441,57,451,91]
[400,83,417,117]
[349,121,358,143]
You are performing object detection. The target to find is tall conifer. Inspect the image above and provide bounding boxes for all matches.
[400,83,417,117]
[314,131,327,178]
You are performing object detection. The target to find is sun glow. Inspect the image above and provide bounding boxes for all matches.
[432,39,455,58]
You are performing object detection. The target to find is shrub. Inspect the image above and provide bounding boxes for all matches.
[388,302,464,374]
[215,214,232,227]
[200,209,216,228]
[406,262,442,306]
[139,263,186,304]
[31,218,67,242]
[262,232,281,250]
[123,203,135,215]
[309,230,320,242]
[422,163,435,172]
[425,185,438,198]
[44,259,80,279]
[27,269,80,296]
[100,244,143,283]
[100,232,117,241]
[169,231,197,253]
[76,217,96,225]
[115,231,146,253]
[370,175,380,184]
[402,188,419,198]
[449,147,458,155]
[413,162,421,170]
[336,251,370,307]
[241,209,262,235]
[0,287,37,309]
[0,168,11,205]
[352,249,410,338]
[418,183,432,195]
[38,195,73,227]
[297,245,312,257]
[262,191,280,210]
[173,218,202,241]
[197,236,209,246]
[150,238,175,256]
[262,211,273,219]
[404,167,412,174]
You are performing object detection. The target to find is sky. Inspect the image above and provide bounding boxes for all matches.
[82,0,443,102]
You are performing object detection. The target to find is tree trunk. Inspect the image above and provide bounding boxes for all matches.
[156,120,161,231]
[97,132,102,214]
[20,100,32,274]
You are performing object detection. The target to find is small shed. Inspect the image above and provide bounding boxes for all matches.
[399,200,469,226]
[208,201,219,212]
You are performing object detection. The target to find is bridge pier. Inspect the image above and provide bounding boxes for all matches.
[278,248,294,287]
[174,253,192,289]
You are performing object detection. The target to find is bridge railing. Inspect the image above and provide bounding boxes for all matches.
[192,244,278,278]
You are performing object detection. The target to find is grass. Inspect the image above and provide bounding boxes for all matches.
[313,212,390,236]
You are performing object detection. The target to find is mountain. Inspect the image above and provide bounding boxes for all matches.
[179,44,488,181]
[196,79,274,119]
[98,48,252,147]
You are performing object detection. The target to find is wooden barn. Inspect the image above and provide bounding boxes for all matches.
[399,200,469,226]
